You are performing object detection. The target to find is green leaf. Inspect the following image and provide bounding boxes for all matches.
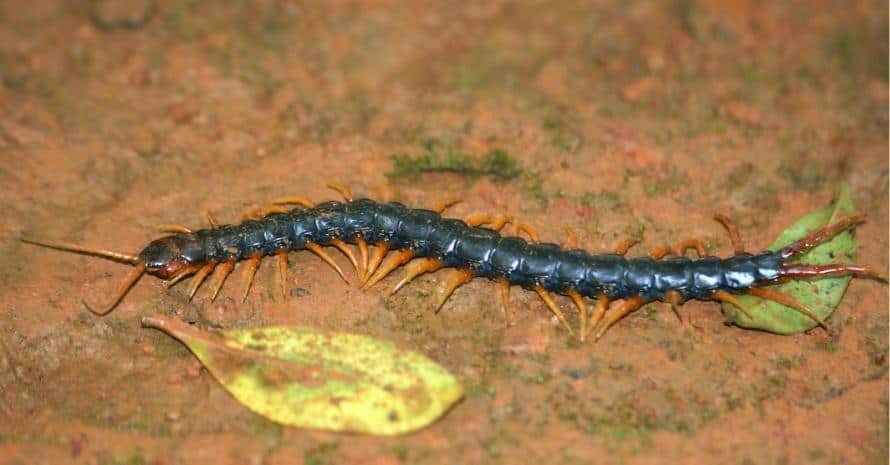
[722,183,856,334]
[142,316,464,435]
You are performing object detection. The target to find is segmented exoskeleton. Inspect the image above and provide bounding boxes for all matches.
[22,184,887,341]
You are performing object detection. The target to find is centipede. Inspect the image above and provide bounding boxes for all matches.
[21,183,888,341]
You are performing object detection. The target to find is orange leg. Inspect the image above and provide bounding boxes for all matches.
[326,183,354,201]
[241,205,290,221]
[277,251,289,300]
[563,227,579,249]
[497,277,513,326]
[329,239,361,278]
[566,289,587,337]
[187,262,216,300]
[673,238,706,257]
[355,237,370,280]
[435,269,475,312]
[206,211,220,228]
[533,286,575,337]
[584,292,610,341]
[592,295,647,341]
[238,254,263,302]
[305,243,348,284]
[165,264,200,288]
[428,197,461,214]
[711,289,753,320]
[612,237,639,256]
[714,214,744,254]
[747,287,826,328]
[391,258,444,295]
[208,260,235,301]
[365,242,390,282]
[648,245,673,260]
[489,215,512,231]
[273,196,315,208]
[158,224,193,234]
[465,213,494,227]
[363,249,415,289]
[516,223,540,243]
[665,290,685,324]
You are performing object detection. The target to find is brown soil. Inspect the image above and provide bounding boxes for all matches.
[1,1,887,464]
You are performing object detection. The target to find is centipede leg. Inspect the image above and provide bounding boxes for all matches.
[673,239,706,257]
[428,197,461,214]
[714,214,745,254]
[612,237,639,256]
[516,222,541,243]
[533,286,575,337]
[165,265,199,288]
[391,258,443,295]
[747,287,826,329]
[563,227,579,249]
[206,211,220,228]
[272,196,315,208]
[497,277,513,327]
[592,296,647,341]
[329,239,361,278]
[305,243,349,284]
[711,289,753,320]
[237,254,263,302]
[187,262,216,300]
[158,224,194,234]
[464,213,494,227]
[207,260,235,302]
[364,242,389,282]
[355,237,370,280]
[584,292,610,340]
[665,290,685,324]
[648,245,673,260]
[435,269,475,312]
[363,249,415,289]
[277,250,289,299]
[566,289,588,338]
[326,183,354,201]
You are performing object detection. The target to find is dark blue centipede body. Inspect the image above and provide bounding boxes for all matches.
[143,199,785,304]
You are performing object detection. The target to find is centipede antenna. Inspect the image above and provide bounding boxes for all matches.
[714,214,745,254]
[82,263,147,315]
[21,237,140,264]
[326,183,354,201]
[776,214,866,259]
[747,287,826,329]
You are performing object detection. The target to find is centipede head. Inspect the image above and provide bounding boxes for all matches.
[21,233,207,315]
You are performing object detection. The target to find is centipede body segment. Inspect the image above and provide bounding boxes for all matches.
[21,185,888,341]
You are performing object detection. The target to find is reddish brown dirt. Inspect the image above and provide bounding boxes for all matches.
[1,1,887,464]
